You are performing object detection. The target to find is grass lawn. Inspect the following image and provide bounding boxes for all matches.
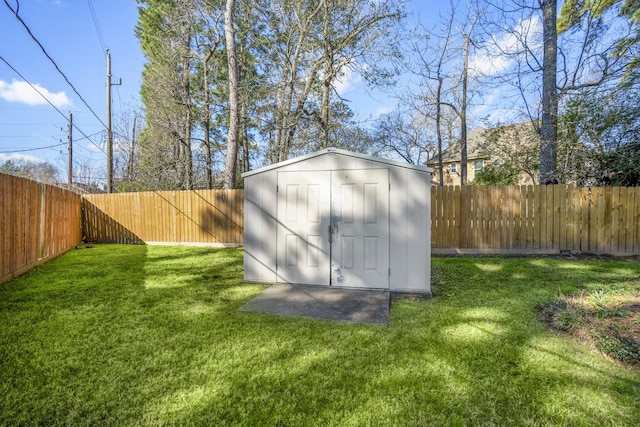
[1,245,639,426]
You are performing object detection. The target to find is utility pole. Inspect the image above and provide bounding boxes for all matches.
[106,49,121,193]
[68,113,73,190]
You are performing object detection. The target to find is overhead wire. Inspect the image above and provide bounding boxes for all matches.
[3,1,124,183]
[0,142,66,153]
[3,0,108,130]
[86,0,106,54]
[72,130,104,143]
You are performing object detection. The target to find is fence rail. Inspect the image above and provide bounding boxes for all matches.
[83,190,244,245]
[431,185,640,254]
[1,174,82,284]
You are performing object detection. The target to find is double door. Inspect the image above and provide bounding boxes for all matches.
[276,169,389,288]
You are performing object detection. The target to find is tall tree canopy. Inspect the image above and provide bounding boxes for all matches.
[127,0,639,191]
[133,0,404,190]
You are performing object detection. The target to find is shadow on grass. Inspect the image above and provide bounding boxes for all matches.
[1,249,639,426]
[134,257,640,425]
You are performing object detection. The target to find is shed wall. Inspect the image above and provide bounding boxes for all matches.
[244,172,277,283]
[243,152,431,293]
[388,167,431,292]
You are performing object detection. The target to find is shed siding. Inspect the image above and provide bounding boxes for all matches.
[388,167,431,291]
[244,173,278,282]
[243,150,431,293]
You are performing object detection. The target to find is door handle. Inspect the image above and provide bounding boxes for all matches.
[328,225,332,243]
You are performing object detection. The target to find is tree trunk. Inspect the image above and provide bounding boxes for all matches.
[182,27,194,190]
[435,77,444,186]
[223,0,240,189]
[540,0,558,184]
[203,50,214,189]
[184,89,193,190]
[460,34,470,186]
[321,64,331,148]
[241,100,250,172]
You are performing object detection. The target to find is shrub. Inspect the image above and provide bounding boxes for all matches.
[593,326,640,365]
[552,305,586,332]
[537,298,586,332]
[593,307,632,319]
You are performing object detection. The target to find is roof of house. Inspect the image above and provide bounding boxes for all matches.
[426,126,488,165]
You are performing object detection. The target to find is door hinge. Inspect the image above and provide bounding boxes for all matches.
[328,225,333,243]
[388,268,391,277]
[389,182,391,191]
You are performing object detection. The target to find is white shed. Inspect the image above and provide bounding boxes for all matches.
[242,148,433,295]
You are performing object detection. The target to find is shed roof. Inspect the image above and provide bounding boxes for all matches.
[242,147,433,178]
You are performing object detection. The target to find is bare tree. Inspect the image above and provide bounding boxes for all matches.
[316,0,403,148]
[480,0,632,184]
[402,1,480,185]
[257,0,404,162]
[112,109,143,190]
[372,109,437,164]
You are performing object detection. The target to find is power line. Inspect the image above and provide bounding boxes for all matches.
[0,135,54,138]
[72,130,104,143]
[0,142,66,153]
[86,0,106,53]
[0,55,106,154]
[3,0,108,130]
[0,122,55,126]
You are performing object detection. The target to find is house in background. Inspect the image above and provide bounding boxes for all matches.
[427,125,538,186]
[426,127,490,186]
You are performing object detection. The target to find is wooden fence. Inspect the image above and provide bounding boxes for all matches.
[83,190,244,245]
[1,174,82,284]
[3,181,640,285]
[431,185,640,254]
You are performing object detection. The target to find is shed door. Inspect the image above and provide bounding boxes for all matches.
[276,171,331,285]
[330,169,389,288]
[276,169,389,289]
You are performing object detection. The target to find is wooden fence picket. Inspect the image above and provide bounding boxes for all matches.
[83,189,244,245]
[5,176,640,285]
[1,174,81,284]
[430,184,640,254]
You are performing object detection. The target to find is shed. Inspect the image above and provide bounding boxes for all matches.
[242,148,433,294]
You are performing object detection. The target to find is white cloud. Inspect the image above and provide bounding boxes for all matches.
[334,67,362,96]
[0,79,72,108]
[373,105,394,117]
[469,15,542,77]
[0,152,43,163]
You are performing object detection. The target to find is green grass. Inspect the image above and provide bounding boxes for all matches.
[1,245,639,426]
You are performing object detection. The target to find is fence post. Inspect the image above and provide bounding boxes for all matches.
[459,185,466,248]
[37,183,46,259]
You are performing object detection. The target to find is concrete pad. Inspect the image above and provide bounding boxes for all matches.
[240,284,390,325]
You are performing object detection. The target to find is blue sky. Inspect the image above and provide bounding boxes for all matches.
[0,0,473,178]
[0,0,143,177]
